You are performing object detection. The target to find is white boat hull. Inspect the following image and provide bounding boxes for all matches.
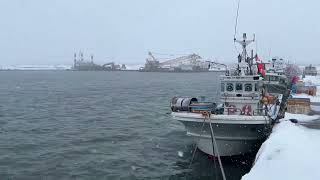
[193,134,264,156]
[172,112,271,156]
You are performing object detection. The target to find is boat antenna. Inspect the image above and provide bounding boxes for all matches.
[255,33,258,55]
[268,48,271,61]
[233,0,241,40]
[74,53,77,69]
[233,0,241,53]
[234,33,255,75]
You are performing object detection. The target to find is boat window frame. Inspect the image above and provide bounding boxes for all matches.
[235,83,243,92]
[254,83,259,91]
[280,77,286,84]
[226,83,234,92]
[221,83,225,92]
[270,76,275,81]
[265,75,270,81]
[244,83,253,92]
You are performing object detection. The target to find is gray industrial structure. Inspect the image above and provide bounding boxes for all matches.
[73,52,126,71]
[304,64,317,76]
[139,52,210,72]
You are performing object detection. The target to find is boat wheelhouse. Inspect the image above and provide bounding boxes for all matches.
[220,75,263,116]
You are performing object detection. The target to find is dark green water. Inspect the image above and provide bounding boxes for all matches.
[0,71,254,180]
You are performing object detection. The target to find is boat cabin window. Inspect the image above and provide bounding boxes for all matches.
[244,83,253,92]
[270,76,275,81]
[253,76,259,80]
[235,83,243,91]
[254,83,259,91]
[226,83,234,92]
[269,75,279,81]
[221,83,225,92]
[265,75,270,81]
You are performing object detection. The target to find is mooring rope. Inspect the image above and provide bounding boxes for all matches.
[208,115,227,180]
[188,113,218,179]
[188,116,207,169]
[188,112,227,180]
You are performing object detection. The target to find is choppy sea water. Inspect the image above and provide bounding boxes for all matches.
[0,71,255,180]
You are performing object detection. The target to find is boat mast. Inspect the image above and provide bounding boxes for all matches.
[80,51,84,62]
[91,54,94,63]
[74,53,77,69]
[234,33,255,75]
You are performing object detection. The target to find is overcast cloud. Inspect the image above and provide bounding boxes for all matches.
[0,0,319,65]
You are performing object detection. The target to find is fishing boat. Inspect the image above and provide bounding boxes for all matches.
[263,73,288,95]
[260,57,289,95]
[170,33,282,156]
[208,63,227,72]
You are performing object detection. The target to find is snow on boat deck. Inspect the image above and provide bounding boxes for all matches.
[242,120,320,180]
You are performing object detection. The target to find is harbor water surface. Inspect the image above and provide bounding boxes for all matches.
[0,71,255,180]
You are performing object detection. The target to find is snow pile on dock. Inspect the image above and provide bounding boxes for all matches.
[283,112,320,122]
[243,74,320,179]
[242,120,320,180]
[292,75,320,105]
[292,93,320,103]
[303,75,320,86]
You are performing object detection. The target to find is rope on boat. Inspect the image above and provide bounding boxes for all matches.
[277,83,292,120]
[188,116,207,169]
[208,113,227,180]
[187,113,219,178]
[267,83,288,93]
[187,111,227,180]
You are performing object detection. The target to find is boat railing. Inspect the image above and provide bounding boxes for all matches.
[254,108,267,116]
[225,107,267,116]
[221,75,261,81]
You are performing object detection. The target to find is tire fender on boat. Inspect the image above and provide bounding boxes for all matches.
[201,111,211,117]
[241,105,252,116]
[227,105,237,115]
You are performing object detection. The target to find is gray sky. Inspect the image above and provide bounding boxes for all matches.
[0,0,319,65]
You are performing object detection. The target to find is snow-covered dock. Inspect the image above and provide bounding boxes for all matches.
[242,119,320,180]
[293,76,320,100]
[293,76,320,114]
[242,74,320,180]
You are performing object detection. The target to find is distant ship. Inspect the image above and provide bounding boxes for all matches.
[303,64,317,76]
[208,63,227,72]
[73,52,126,71]
[0,65,71,71]
[139,52,210,72]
